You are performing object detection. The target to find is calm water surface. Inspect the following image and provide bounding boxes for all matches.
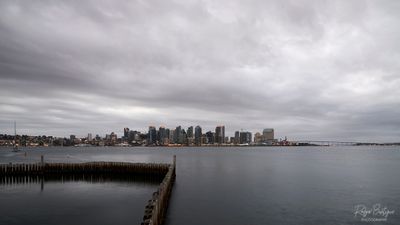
[1,146,399,225]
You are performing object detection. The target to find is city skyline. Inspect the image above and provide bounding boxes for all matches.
[1,1,400,142]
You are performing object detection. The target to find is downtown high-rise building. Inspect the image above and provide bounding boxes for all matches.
[159,126,167,145]
[169,129,175,144]
[174,126,182,144]
[194,125,202,146]
[123,127,129,139]
[262,128,274,142]
[234,131,240,144]
[187,126,193,138]
[215,125,225,144]
[186,126,194,145]
[165,128,170,144]
[148,126,157,145]
[240,131,252,144]
[205,131,214,144]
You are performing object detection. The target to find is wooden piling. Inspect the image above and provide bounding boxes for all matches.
[0,157,176,225]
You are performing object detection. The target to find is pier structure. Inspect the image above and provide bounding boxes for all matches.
[0,155,176,225]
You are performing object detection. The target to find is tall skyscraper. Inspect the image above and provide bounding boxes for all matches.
[187,126,193,138]
[169,129,175,144]
[174,126,182,144]
[148,126,157,145]
[186,126,194,145]
[123,127,130,139]
[194,125,202,146]
[215,125,225,144]
[159,126,166,145]
[234,131,240,144]
[180,129,187,145]
[165,128,170,144]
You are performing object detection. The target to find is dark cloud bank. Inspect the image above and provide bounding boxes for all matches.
[0,0,399,142]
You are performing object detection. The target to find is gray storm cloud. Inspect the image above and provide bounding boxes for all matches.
[0,0,399,142]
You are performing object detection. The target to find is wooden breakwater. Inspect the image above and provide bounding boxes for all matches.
[0,155,176,225]
[142,155,176,225]
[0,162,169,176]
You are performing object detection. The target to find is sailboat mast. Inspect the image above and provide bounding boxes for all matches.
[14,121,16,143]
[12,121,19,152]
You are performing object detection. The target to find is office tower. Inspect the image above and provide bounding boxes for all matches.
[186,126,194,145]
[165,128,170,144]
[239,131,252,144]
[70,135,76,141]
[247,132,252,143]
[187,126,193,138]
[159,126,166,145]
[215,125,225,144]
[254,132,262,143]
[128,130,137,142]
[194,126,202,146]
[234,131,240,144]
[110,132,117,142]
[205,131,214,144]
[123,127,129,139]
[148,126,157,145]
[173,126,182,144]
[180,129,187,145]
[262,128,274,142]
[87,133,92,141]
[169,129,175,144]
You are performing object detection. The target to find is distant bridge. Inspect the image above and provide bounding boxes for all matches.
[292,140,382,146]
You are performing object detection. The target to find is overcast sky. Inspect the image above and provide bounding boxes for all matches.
[0,0,399,142]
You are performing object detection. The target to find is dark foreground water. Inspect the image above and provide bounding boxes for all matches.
[0,146,399,225]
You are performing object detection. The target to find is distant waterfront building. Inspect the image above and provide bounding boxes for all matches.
[169,129,175,144]
[194,126,202,146]
[205,131,214,144]
[187,126,193,138]
[181,129,187,145]
[87,133,92,142]
[165,128,170,144]
[128,130,139,143]
[105,134,111,141]
[174,126,182,144]
[234,131,240,144]
[240,131,252,144]
[110,132,117,142]
[123,127,130,139]
[215,125,225,144]
[159,126,167,145]
[148,126,157,145]
[262,129,274,142]
[254,132,262,143]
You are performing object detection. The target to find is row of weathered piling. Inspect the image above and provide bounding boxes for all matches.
[0,156,176,225]
[0,162,169,176]
[142,156,176,225]
[0,173,163,185]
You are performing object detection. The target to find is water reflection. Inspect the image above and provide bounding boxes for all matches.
[0,174,163,191]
